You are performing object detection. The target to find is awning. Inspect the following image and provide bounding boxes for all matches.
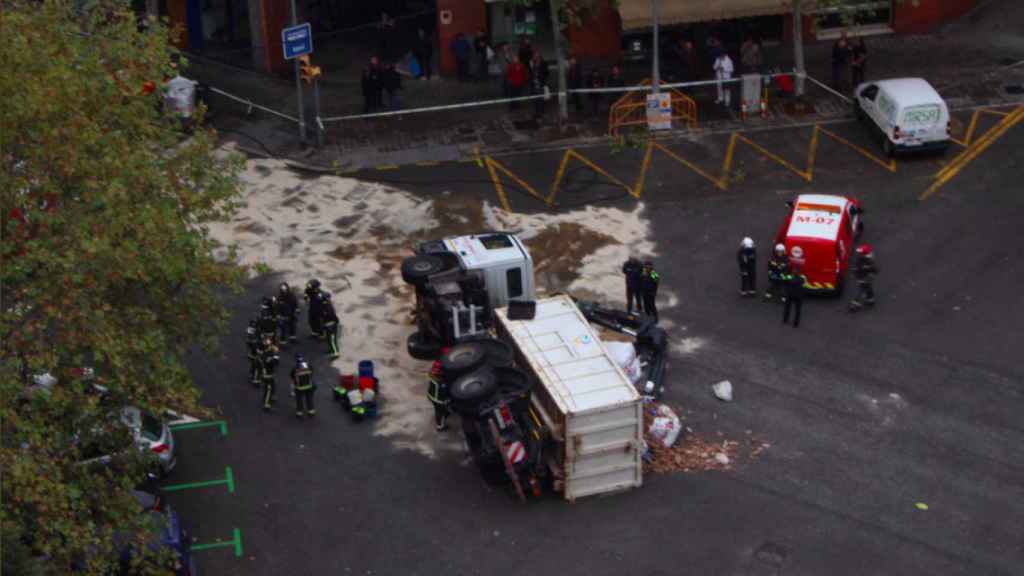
[619,0,797,31]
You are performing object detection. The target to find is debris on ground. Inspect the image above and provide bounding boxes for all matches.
[647,404,682,448]
[712,380,734,402]
[642,402,770,474]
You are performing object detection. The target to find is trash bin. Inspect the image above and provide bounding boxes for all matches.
[358,360,375,379]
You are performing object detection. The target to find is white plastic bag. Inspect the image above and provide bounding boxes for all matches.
[606,341,643,384]
[648,404,681,448]
[164,75,197,118]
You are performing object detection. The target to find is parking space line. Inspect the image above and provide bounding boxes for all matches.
[549,149,634,204]
[169,420,229,437]
[817,127,897,172]
[191,528,243,558]
[484,155,550,211]
[163,466,235,494]
[732,133,813,182]
[649,141,727,191]
[922,105,1024,200]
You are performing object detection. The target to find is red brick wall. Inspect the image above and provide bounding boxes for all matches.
[894,0,979,34]
[568,2,622,63]
[261,0,292,75]
[436,0,487,76]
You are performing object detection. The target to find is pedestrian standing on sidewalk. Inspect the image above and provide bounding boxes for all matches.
[414,28,434,80]
[832,31,851,93]
[473,30,491,82]
[567,55,584,114]
[737,237,757,296]
[517,37,534,69]
[741,36,763,74]
[588,68,604,115]
[382,62,402,111]
[451,32,470,82]
[851,37,868,88]
[506,55,528,110]
[361,57,382,113]
[495,43,512,97]
[529,51,549,121]
[713,51,735,108]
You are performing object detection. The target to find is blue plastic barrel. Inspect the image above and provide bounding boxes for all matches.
[358,360,375,379]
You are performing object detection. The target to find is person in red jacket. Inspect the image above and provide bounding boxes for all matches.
[506,55,528,110]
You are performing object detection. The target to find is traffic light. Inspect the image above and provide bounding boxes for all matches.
[298,55,321,84]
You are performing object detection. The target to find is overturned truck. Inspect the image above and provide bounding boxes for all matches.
[401,234,658,500]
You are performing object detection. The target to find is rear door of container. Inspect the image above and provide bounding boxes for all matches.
[564,398,643,500]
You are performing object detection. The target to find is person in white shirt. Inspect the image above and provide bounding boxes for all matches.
[713,52,735,107]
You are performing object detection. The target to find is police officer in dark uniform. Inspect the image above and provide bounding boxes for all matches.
[319,292,340,358]
[849,244,879,312]
[763,243,790,302]
[641,261,660,323]
[276,283,299,343]
[621,257,644,314]
[426,357,449,431]
[258,336,280,411]
[245,319,260,386]
[782,264,807,328]
[304,279,324,338]
[737,237,757,296]
[290,353,316,418]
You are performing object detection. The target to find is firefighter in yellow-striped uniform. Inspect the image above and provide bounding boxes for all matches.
[426,356,450,432]
[291,353,316,418]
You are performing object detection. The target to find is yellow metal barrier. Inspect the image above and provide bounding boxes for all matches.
[608,79,698,136]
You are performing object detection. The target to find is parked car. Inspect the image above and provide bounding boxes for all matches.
[854,77,951,156]
[114,491,196,576]
[28,371,177,477]
[775,194,863,294]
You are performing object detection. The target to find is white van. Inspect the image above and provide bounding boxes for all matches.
[854,78,951,156]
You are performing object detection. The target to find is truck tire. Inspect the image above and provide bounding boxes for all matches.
[441,342,487,376]
[450,369,498,410]
[459,337,514,368]
[401,255,445,287]
[494,366,532,399]
[407,331,442,361]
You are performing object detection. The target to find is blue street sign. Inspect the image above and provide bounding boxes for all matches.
[282,23,313,60]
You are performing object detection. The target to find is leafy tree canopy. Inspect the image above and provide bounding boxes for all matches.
[1,0,243,573]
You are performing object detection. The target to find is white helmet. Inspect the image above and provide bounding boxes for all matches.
[774,243,786,255]
[741,237,754,249]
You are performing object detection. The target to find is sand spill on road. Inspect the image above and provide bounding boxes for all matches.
[207,157,698,457]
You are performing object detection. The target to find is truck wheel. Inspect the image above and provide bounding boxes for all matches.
[450,369,497,407]
[441,342,487,376]
[407,331,442,361]
[494,366,532,399]
[459,337,514,368]
[401,255,445,287]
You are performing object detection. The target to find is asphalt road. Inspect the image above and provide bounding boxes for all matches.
[171,109,1024,576]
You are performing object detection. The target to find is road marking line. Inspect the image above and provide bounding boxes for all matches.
[980,108,1011,117]
[169,420,228,437]
[817,126,896,172]
[651,141,726,190]
[484,156,549,210]
[548,149,633,204]
[733,133,813,182]
[922,106,1024,200]
[163,466,235,494]
[474,146,483,168]
[632,140,655,198]
[414,161,440,166]
[374,164,399,170]
[191,528,243,558]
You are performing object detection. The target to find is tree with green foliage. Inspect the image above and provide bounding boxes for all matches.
[1,1,244,573]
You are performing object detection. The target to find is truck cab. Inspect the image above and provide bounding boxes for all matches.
[402,233,535,359]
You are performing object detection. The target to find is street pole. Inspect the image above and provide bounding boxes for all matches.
[793,0,806,96]
[289,0,306,141]
[313,77,323,147]
[547,0,568,128]
[651,0,660,94]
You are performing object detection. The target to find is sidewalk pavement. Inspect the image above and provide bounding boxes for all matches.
[189,4,1024,171]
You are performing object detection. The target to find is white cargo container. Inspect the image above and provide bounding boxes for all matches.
[494,295,643,501]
